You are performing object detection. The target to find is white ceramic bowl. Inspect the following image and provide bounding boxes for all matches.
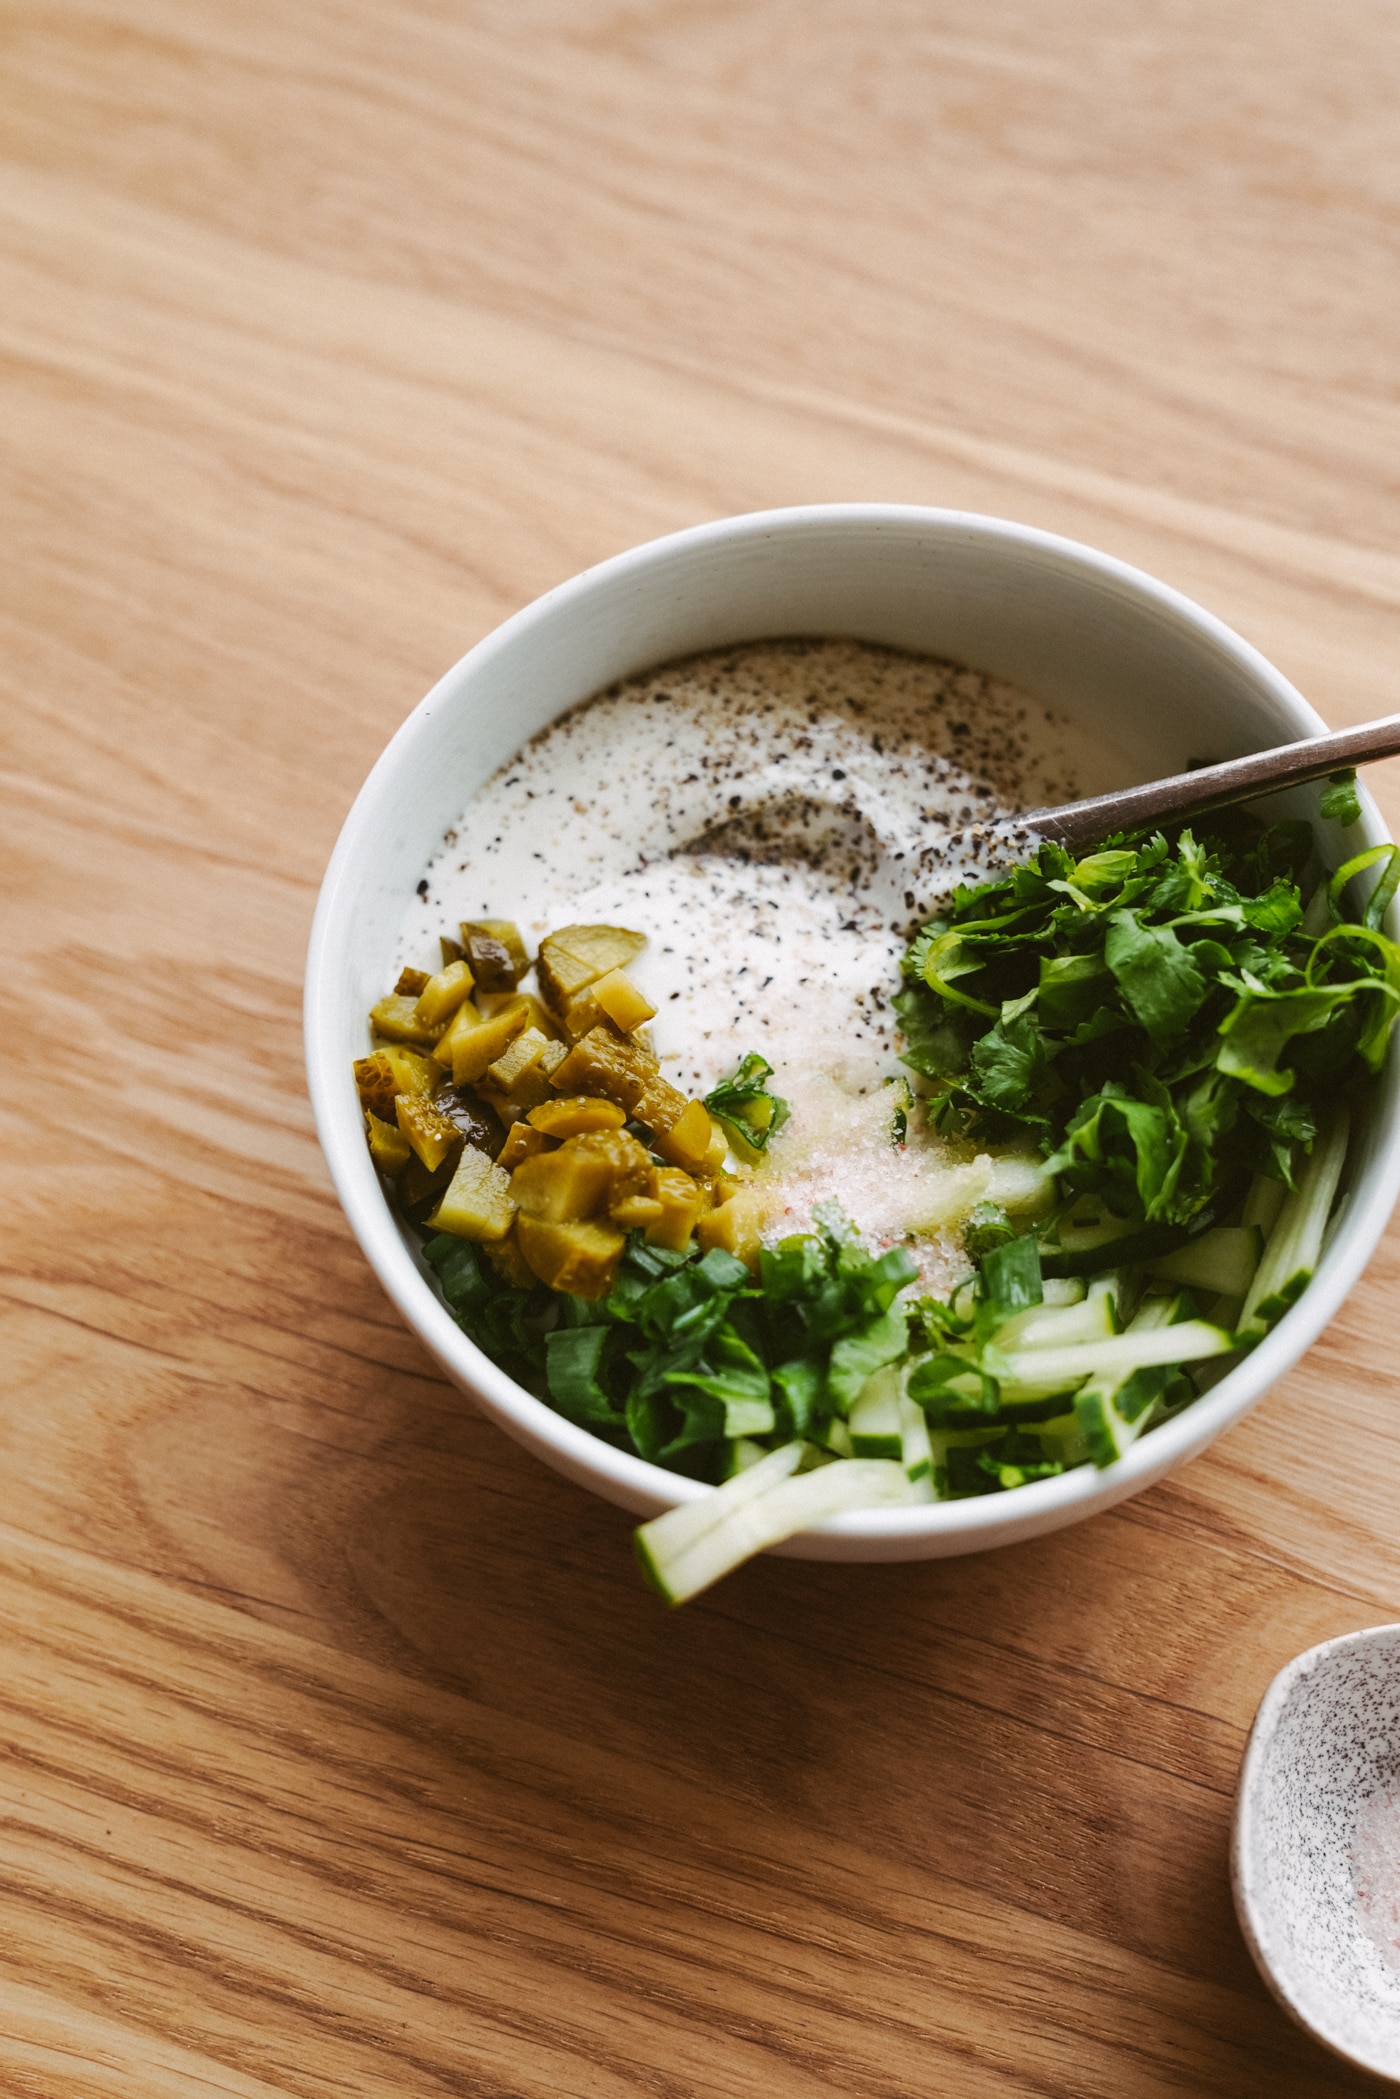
[304,504,1400,1560]
[1234,1625,1400,2084]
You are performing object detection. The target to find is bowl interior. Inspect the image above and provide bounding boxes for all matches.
[1236,1629,1400,2082]
[305,505,1400,1555]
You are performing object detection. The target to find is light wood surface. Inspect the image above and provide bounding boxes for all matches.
[3,5,1399,2092]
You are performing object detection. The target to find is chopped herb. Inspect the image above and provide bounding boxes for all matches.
[704,1052,792,1156]
[897,821,1400,1219]
[1320,769,1362,828]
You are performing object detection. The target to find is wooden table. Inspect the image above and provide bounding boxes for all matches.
[4,6,1399,2092]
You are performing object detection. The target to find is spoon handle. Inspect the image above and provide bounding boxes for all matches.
[1020,713,1400,854]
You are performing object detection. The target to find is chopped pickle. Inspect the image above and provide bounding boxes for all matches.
[398,1146,462,1215]
[354,1046,442,1120]
[632,1078,687,1135]
[478,990,562,1041]
[481,1042,565,1120]
[432,1084,505,1156]
[527,1094,628,1137]
[433,997,483,1071]
[442,1001,527,1085]
[365,1111,412,1175]
[536,924,646,1013]
[370,992,445,1047]
[696,1188,763,1266]
[482,1227,537,1291]
[510,1144,616,1223]
[557,990,606,1041]
[652,1097,724,1174]
[487,1026,550,1093]
[478,1088,523,1128]
[591,968,656,1034]
[413,958,476,1029]
[427,1147,516,1241]
[497,1122,551,1170]
[575,1128,654,1206]
[510,1128,653,1221]
[395,1091,466,1173]
[549,1026,686,1132]
[647,1166,706,1251]
[611,1193,665,1229]
[700,1123,730,1175]
[364,906,791,1312]
[461,919,529,993]
[516,1214,625,1298]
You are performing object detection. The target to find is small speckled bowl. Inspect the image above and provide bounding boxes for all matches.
[1234,1625,1400,2083]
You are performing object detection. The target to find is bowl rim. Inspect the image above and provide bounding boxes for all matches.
[304,500,1400,1543]
[1232,1621,1400,2083]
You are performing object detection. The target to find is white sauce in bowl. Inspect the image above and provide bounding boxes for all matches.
[398,637,1112,1277]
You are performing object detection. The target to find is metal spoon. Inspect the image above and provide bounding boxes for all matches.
[1017,712,1400,854]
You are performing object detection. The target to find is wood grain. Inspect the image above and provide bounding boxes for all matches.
[2,4,1399,2091]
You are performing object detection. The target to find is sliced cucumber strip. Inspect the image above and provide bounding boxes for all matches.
[1075,1365,1188,1466]
[723,1437,770,1480]
[1047,1210,1134,1254]
[1147,1226,1262,1298]
[993,1289,1119,1354]
[1241,1173,1287,1237]
[985,1154,1055,1216]
[926,1425,1003,1500]
[990,1318,1237,1404]
[849,1365,904,1459]
[1034,1410,1090,1468]
[1072,1291,1198,1465]
[1238,1107,1349,1339]
[897,1392,933,1483]
[636,1439,804,1578]
[811,1414,854,1459]
[1041,1278,1088,1307]
[636,1458,913,1604]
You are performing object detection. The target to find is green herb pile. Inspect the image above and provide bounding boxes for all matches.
[894,814,1400,1234]
[424,1205,917,1482]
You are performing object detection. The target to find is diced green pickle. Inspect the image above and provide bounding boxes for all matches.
[354,1046,442,1120]
[395,1092,463,1173]
[427,1148,516,1241]
[370,993,443,1047]
[461,919,529,993]
[413,958,476,1029]
[550,1026,685,1133]
[432,1084,505,1156]
[516,1214,625,1298]
[365,1111,412,1175]
[536,924,646,1013]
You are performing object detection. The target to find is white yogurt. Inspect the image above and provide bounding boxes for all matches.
[398,637,1111,1271]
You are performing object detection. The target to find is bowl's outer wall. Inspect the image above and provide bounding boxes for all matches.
[305,505,1400,1558]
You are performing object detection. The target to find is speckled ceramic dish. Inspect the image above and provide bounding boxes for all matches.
[1234,1625,1400,2083]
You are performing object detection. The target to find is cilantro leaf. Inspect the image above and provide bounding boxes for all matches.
[968,1011,1050,1113]
[1216,987,1354,1096]
[1103,910,1208,1043]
